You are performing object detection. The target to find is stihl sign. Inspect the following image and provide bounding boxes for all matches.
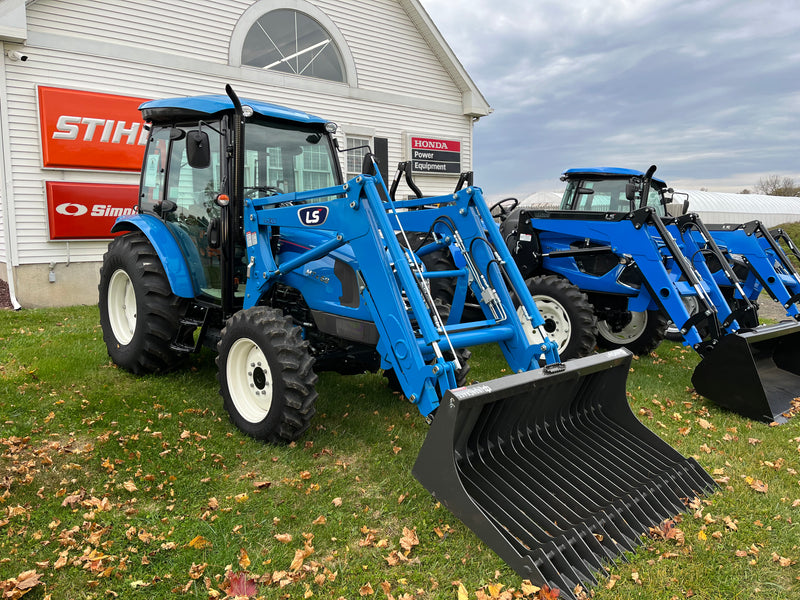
[46,181,139,240]
[38,86,150,171]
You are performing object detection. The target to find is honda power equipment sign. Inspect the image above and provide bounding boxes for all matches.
[38,86,150,239]
[406,134,461,175]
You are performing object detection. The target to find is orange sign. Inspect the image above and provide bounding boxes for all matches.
[38,86,150,171]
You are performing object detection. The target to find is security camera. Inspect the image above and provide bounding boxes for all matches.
[7,51,28,62]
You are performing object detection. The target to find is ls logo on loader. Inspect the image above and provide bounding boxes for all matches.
[298,206,329,227]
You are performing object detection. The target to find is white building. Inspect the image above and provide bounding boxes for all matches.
[677,190,800,228]
[0,0,490,308]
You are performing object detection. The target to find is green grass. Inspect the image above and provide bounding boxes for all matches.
[1,306,799,599]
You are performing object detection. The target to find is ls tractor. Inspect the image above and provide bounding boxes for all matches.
[495,166,800,423]
[98,87,714,597]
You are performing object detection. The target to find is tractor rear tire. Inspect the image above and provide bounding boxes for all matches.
[217,307,318,443]
[596,309,669,355]
[98,232,188,374]
[525,275,597,360]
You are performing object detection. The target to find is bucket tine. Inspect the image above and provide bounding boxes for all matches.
[465,406,617,572]
[692,321,800,423]
[413,349,716,594]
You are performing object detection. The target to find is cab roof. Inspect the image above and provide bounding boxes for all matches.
[139,94,328,125]
[563,167,666,187]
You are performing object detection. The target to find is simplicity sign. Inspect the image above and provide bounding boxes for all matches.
[408,135,461,175]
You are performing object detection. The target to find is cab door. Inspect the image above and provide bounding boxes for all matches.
[140,125,224,301]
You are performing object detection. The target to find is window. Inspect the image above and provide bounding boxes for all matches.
[241,9,346,83]
[243,119,339,197]
[344,136,371,180]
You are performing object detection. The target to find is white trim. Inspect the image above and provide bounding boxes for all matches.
[0,41,22,308]
[228,0,358,87]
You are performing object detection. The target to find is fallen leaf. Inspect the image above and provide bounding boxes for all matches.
[187,535,212,549]
[359,583,374,596]
[239,548,251,571]
[455,581,469,600]
[227,571,257,597]
[399,527,419,554]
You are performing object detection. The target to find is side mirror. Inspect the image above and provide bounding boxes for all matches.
[576,187,594,196]
[682,198,690,215]
[186,130,211,169]
[625,182,637,202]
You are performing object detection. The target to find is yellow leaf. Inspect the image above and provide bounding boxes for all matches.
[456,581,469,600]
[487,582,503,597]
[697,530,707,541]
[239,548,251,570]
[520,580,540,596]
[187,535,212,549]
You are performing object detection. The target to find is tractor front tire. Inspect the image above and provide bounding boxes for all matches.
[596,309,669,355]
[526,275,597,360]
[99,232,188,374]
[217,307,318,443]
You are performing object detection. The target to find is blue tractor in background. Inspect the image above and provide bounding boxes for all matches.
[97,87,714,598]
[496,166,800,423]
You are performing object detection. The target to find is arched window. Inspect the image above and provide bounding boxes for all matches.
[241,9,345,83]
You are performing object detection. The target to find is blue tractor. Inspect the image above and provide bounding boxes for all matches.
[98,88,715,597]
[496,166,800,423]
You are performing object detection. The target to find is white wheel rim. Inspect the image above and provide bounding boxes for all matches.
[666,296,700,336]
[597,311,647,344]
[532,294,571,353]
[107,269,137,345]
[227,338,273,424]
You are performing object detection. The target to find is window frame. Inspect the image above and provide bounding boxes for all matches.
[229,0,357,87]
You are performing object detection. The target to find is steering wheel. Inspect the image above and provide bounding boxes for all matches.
[244,185,283,199]
[489,197,519,221]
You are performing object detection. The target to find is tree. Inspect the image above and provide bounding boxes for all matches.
[754,175,800,196]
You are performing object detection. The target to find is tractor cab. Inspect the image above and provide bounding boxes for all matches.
[135,95,342,311]
[560,167,670,215]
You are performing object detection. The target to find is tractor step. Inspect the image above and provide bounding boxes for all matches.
[170,305,210,353]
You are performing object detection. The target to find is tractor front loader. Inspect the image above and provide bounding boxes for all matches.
[98,87,714,597]
[498,166,800,423]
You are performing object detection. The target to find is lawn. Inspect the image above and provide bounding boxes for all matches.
[0,305,798,599]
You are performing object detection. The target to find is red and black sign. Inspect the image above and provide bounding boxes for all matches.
[46,181,139,240]
[409,136,461,175]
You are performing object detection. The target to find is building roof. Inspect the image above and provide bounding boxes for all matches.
[678,189,800,227]
[400,0,491,117]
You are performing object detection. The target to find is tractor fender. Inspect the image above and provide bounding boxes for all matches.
[111,214,199,298]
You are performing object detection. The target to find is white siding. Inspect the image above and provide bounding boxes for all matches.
[25,0,463,105]
[4,0,475,267]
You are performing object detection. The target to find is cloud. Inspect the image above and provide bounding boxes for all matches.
[420,0,800,195]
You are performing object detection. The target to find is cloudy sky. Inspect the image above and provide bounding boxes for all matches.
[420,0,800,198]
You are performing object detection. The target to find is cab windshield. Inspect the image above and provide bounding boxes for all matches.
[243,120,341,197]
[561,178,666,216]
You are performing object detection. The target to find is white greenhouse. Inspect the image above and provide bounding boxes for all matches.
[677,190,800,228]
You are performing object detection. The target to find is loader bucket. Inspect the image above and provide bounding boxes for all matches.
[413,349,715,598]
[692,321,800,424]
